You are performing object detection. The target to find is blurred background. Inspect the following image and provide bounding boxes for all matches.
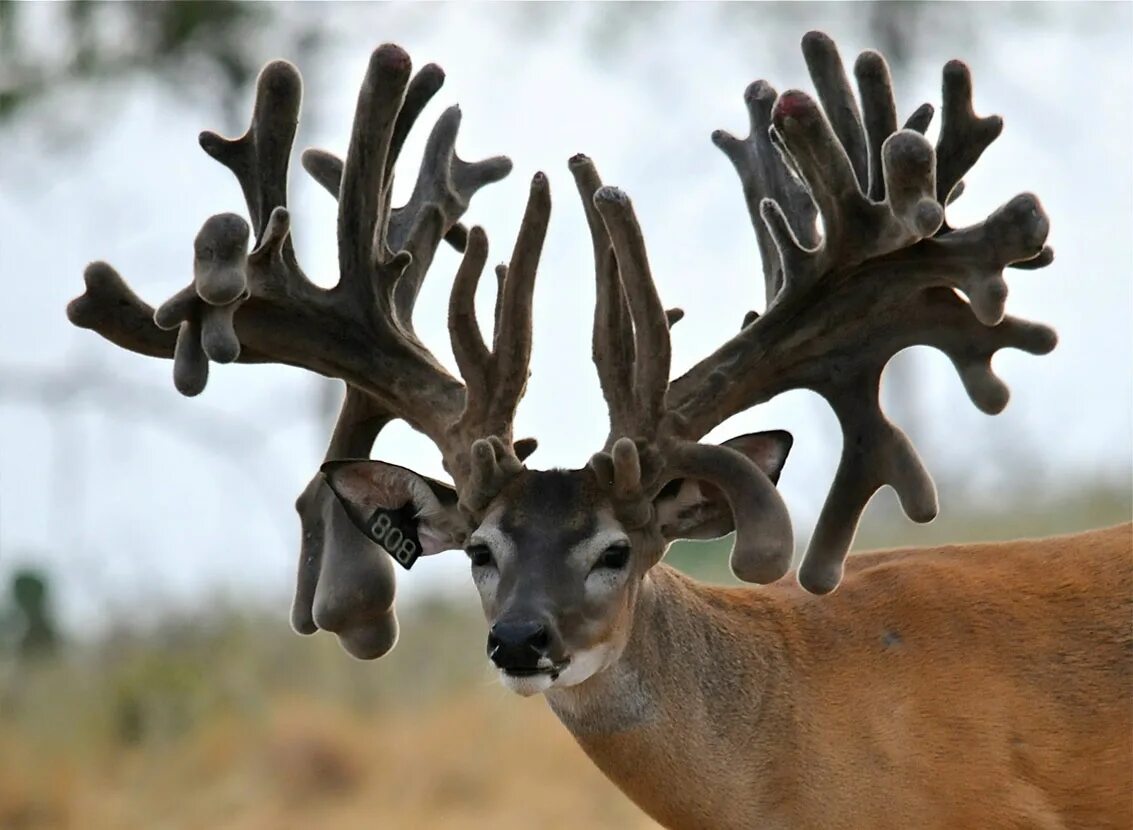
[1,3,1130,828]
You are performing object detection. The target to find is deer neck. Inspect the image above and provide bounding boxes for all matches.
[544,565,797,828]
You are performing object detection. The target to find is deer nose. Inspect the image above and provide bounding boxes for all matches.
[487,621,551,670]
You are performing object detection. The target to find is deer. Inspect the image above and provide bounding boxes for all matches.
[67,30,1131,830]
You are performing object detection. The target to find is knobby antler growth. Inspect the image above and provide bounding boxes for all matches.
[577,31,1055,593]
[67,45,550,656]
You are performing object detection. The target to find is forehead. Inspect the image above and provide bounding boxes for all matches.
[489,468,610,549]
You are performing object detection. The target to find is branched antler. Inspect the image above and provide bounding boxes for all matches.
[571,32,1055,594]
[664,32,1056,593]
[67,45,547,658]
[570,157,795,583]
[69,32,1061,652]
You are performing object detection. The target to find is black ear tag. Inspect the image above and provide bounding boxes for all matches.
[366,502,423,570]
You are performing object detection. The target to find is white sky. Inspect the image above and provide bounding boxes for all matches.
[1,3,1130,633]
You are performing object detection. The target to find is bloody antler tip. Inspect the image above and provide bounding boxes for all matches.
[773,90,816,123]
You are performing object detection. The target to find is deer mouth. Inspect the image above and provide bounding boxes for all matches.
[502,658,570,681]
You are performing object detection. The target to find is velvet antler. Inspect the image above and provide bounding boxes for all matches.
[579,32,1055,594]
[67,45,546,658]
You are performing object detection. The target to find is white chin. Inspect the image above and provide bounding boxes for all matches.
[498,670,555,697]
[548,645,610,688]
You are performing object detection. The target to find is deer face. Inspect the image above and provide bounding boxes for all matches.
[465,469,644,696]
[323,430,791,696]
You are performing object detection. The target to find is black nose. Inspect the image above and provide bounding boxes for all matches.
[487,621,550,671]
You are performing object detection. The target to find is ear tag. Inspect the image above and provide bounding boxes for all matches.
[366,503,423,570]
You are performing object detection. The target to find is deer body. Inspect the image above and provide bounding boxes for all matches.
[549,524,1133,830]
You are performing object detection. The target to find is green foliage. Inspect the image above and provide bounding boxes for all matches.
[3,569,60,662]
[0,2,320,129]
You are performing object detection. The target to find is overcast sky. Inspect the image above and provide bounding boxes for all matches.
[2,2,1130,634]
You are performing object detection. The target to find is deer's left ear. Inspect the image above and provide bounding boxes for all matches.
[321,460,467,563]
[654,430,793,542]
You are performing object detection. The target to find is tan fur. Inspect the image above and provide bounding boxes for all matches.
[549,524,1133,830]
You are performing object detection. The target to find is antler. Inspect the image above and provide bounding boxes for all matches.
[67,45,549,657]
[579,32,1056,594]
[570,156,795,583]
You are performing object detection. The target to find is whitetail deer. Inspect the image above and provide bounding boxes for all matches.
[69,31,1131,830]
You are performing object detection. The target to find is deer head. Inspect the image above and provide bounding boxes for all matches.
[68,33,1055,689]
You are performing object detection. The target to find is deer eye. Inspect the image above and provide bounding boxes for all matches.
[595,543,631,570]
[465,544,495,569]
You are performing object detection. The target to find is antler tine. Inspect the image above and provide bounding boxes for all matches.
[491,173,551,418]
[771,90,944,287]
[67,262,177,359]
[448,225,492,394]
[337,44,411,295]
[592,186,672,439]
[801,31,869,191]
[391,105,513,322]
[569,155,637,443]
[199,60,302,245]
[387,63,446,183]
[801,380,938,593]
[302,101,512,330]
[853,50,898,203]
[903,102,935,135]
[445,173,551,511]
[666,31,1057,593]
[297,62,442,205]
[936,60,1002,210]
[932,60,1053,269]
[712,81,818,304]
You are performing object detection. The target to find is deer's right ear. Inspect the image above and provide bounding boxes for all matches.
[321,460,467,562]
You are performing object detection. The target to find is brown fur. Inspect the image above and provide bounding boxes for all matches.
[549,524,1133,830]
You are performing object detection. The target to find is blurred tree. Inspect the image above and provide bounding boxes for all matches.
[8,569,60,661]
[0,0,324,135]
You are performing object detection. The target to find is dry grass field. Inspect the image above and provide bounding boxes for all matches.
[2,689,655,830]
[1,603,659,830]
